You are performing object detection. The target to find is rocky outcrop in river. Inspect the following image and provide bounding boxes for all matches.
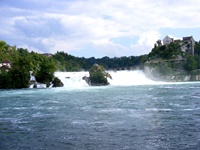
[83,64,112,86]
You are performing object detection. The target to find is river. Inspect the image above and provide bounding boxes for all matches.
[0,71,200,149]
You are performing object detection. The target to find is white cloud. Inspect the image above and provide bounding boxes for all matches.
[91,38,128,57]
[1,0,200,57]
[130,30,161,56]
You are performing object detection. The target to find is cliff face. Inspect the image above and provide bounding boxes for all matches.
[143,63,200,82]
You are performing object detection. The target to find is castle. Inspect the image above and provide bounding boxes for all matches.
[163,35,195,55]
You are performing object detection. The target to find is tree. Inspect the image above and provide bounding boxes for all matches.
[194,42,200,56]
[35,59,56,84]
[148,42,183,60]
[0,71,12,89]
[8,57,32,88]
[184,55,198,71]
[156,40,162,47]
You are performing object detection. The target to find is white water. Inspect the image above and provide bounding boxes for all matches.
[54,72,89,88]
[55,70,161,88]
[108,70,157,86]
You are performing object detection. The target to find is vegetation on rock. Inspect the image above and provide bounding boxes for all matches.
[88,64,112,86]
[149,42,184,60]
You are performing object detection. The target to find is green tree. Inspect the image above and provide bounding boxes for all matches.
[148,42,183,60]
[184,55,198,71]
[8,57,32,88]
[35,59,56,84]
[194,42,200,56]
[0,71,12,89]
[194,55,200,69]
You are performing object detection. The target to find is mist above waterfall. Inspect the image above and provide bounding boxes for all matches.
[55,70,161,89]
[107,70,157,86]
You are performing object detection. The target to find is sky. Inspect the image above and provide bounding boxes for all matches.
[0,0,200,58]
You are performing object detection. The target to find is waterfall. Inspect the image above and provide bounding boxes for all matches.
[29,71,36,82]
[54,72,89,88]
[29,71,47,88]
[55,70,161,88]
[107,70,157,86]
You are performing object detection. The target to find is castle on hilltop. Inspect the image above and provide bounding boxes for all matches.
[163,35,195,55]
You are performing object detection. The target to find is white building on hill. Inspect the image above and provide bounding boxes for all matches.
[163,35,173,45]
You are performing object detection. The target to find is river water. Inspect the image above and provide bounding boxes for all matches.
[0,71,200,149]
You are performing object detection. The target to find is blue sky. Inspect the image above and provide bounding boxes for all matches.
[0,0,200,58]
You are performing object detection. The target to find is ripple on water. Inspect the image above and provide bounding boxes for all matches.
[0,117,32,132]
[72,120,124,126]
[97,108,126,113]
[183,108,200,111]
[145,108,172,112]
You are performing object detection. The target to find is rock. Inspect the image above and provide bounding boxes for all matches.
[82,76,91,85]
[52,77,64,87]
[86,64,112,86]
